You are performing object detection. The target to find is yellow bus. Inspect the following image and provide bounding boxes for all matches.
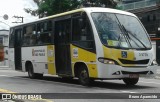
[9,7,157,86]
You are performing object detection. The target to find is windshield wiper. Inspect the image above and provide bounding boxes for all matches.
[120,24,148,49]
[120,25,141,48]
[117,24,132,48]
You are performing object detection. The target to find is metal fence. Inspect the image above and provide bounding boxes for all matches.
[121,0,160,11]
[143,21,160,37]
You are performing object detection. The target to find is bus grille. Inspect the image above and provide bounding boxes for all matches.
[119,59,149,64]
[121,71,149,74]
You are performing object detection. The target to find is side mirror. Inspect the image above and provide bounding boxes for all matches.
[157,27,160,37]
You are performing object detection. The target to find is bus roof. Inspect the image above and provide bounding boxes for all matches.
[11,7,136,28]
[83,7,136,17]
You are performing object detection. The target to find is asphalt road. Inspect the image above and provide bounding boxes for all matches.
[0,70,160,102]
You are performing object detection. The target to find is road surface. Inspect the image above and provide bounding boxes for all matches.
[0,70,160,102]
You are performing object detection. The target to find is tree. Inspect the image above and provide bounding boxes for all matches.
[25,0,120,18]
[25,0,80,18]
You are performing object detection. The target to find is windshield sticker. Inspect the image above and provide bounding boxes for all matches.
[107,40,119,46]
[121,42,128,47]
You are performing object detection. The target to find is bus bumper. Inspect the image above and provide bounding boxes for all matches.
[97,64,158,79]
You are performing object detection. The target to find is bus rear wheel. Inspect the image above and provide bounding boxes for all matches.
[27,63,43,79]
[123,78,139,86]
[28,64,36,79]
[78,67,91,86]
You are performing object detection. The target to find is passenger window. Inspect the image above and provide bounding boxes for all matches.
[37,21,52,45]
[72,13,95,50]
[9,29,14,48]
[23,24,36,46]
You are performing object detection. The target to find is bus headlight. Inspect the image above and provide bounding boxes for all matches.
[151,59,158,66]
[98,58,115,64]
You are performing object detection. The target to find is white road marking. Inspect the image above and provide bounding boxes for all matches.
[0,75,9,77]
[139,81,160,85]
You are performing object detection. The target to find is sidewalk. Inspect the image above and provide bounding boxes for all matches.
[155,67,160,79]
[0,66,11,70]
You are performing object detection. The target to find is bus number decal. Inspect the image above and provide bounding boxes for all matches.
[139,53,148,57]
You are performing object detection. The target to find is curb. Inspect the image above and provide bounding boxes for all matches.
[155,76,160,79]
[0,66,11,70]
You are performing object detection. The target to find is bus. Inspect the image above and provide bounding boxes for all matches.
[9,7,157,86]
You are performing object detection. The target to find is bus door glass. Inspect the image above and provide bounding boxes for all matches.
[14,28,22,70]
[55,18,72,75]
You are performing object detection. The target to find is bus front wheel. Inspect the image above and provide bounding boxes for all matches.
[123,78,139,86]
[78,67,91,86]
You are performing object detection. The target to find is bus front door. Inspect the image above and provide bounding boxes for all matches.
[14,28,22,70]
[55,19,72,76]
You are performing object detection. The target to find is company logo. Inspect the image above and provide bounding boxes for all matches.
[2,94,12,100]
[122,51,127,58]
[1,94,42,100]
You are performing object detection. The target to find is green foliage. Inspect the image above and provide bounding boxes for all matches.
[25,0,118,18]
[41,0,80,16]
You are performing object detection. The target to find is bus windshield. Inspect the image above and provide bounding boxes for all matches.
[91,12,151,49]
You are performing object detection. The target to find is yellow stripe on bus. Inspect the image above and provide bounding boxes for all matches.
[103,45,135,66]
[71,45,98,78]
[47,45,56,75]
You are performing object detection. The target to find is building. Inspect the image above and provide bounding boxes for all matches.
[0,30,9,67]
[120,0,160,64]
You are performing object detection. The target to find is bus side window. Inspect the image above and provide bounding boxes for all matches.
[37,21,52,45]
[72,14,95,50]
[9,28,14,48]
[23,24,36,46]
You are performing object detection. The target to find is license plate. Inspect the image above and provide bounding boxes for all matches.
[129,74,139,78]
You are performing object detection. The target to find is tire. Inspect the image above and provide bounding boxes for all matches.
[78,67,91,86]
[36,73,43,79]
[28,63,36,79]
[62,77,73,80]
[123,78,139,86]
[27,63,43,79]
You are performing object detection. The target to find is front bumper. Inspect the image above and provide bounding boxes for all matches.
[97,63,158,79]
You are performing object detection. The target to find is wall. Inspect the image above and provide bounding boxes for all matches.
[0,30,9,67]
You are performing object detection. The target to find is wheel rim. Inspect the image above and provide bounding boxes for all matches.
[80,70,88,84]
[28,67,33,77]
